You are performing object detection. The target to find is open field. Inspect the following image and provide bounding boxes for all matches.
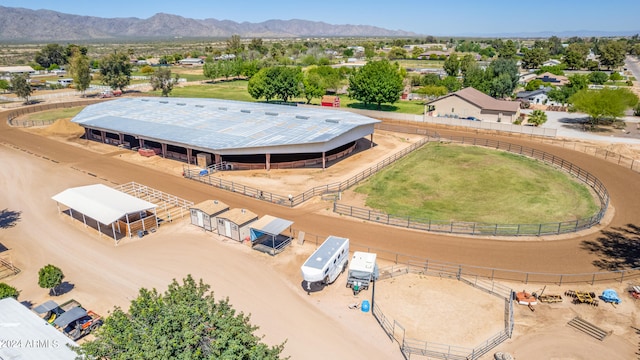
[22,106,84,121]
[354,143,599,224]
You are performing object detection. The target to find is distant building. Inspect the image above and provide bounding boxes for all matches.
[516,87,557,106]
[535,72,569,86]
[0,66,36,79]
[178,58,205,66]
[542,59,562,67]
[426,87,521,123]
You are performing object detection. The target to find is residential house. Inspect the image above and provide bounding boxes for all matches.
[516,87,558,106]
[542,59,562,67]
[535,72,569,86]
[426,87,521,123]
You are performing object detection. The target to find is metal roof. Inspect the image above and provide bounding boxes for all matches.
[249,215,293,236]
[53,307,87,328]
[71,97,380,154]
[52,184,157,225]
[302,236,349,270]
[191,200,229,216]
[0,298,78,360]
[33,300,60,314]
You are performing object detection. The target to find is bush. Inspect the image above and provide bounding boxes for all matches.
[0,283,18,299]
[634,103,640,117]
[609,72,623,81]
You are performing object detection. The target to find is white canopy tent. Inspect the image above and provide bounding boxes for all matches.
[52,184,158,244]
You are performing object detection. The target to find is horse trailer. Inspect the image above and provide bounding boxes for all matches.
[300,236,349,291]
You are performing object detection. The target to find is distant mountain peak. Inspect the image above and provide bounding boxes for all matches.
[0,6,419,41]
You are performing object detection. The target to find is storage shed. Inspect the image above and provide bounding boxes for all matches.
[321,95,341,108]
[190,200,229,231]
[216,208,258,241]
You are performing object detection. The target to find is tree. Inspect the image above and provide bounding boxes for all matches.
[568,74,590,91]
[387,47,407,60]
[10,73,32,104]
[34,43,67,69]
[609,72,623,81]
[497,40,517,59]
[77,275,285,360]
[441,75,462,93]
[598,40,626,69]
[0,283,18,299]
[525,79,546,91]
[100,51,132,91]
[459,54,476,75]
[547,36,565,56]
[68,49,92,96]
[563,43,590,70]
[348,60,404,109]
[415,85,448,98]
[0,79,9,93]
[443,54,460,76]
[38,264,64,296]
[248,38,267,56]
[150,68,178,97]
[140,65,154,75]
[302,70,325,104]
[528,110,548,126]
[486,58,519,97]
[247,66,303,102]
[226,35,244,57]
[588,71,609,85]
[547,86,573,106]
[521,47,549,69]
[462,64,486,91]
[570,88,639,127]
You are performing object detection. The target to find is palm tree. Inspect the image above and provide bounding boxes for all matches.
[528,110,548,127]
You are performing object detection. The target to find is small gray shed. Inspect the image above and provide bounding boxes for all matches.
[190,200,229,232]
[216,208,258,242]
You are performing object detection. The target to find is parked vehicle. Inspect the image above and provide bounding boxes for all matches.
[53,306,103,341]
[34,299,103,340]
[33,299,81,324]
[99,89,122,98]
[465,116,480,121]
[300,236,349,291]
[346,252,379,295]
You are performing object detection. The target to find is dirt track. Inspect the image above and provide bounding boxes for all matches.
[1,108,639,276]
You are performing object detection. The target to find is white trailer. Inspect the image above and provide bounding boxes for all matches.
[300,236,349,291]
[346,252,379,295]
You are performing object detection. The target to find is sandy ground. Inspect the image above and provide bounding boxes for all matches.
[3,102,640,359]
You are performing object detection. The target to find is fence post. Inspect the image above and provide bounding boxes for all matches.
[559,274,563,286]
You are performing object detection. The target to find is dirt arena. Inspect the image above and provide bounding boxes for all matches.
[2,103,640,359]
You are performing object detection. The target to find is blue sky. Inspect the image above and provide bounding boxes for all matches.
[3,0,639,35]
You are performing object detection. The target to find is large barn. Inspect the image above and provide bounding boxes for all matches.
[72,98,381,170]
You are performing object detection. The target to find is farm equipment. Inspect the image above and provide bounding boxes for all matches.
[564,290,599,307]
[537,294,563,303]
[629,286,640,300]
[600,289,621,304]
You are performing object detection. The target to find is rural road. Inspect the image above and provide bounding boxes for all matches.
[1,106,640,280]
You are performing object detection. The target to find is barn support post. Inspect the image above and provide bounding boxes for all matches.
[161,143,167,158]
[139,138,145,149]
[82,213,87,228]
[111,223,116,243]
[97,221,102,238]
[266,153,271,171]
[370,133,374,148]
[100,131,106,143]
[322,152,326,170]
[214,153,222,166]
[126,213,132,238]
[84,128,91,141]
[118,133,124,145]
[187,148,193,165]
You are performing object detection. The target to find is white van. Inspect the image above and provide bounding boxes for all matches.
[300,236,349,291]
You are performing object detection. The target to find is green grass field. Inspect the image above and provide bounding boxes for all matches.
[154,80,426,114]
[24,107,84,121]
[355,143,599,224]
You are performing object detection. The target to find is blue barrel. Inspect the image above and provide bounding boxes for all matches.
[361,300,370,313]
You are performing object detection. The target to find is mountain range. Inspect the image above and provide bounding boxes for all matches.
[0,6,418,41]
